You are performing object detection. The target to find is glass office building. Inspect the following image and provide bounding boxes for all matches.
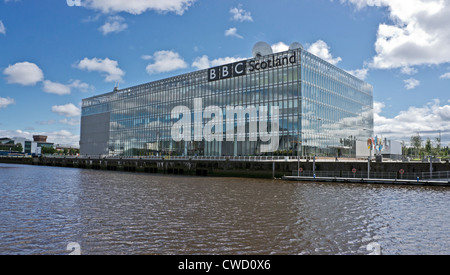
[80,43,373,157]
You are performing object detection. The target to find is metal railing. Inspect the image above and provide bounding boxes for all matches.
[39,155,303,162]
[39,155,390,162]
[420,171,450,181]
[292,170,450,181]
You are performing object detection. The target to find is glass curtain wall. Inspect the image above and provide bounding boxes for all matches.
[300,50,373,158]
[81,48,373,157]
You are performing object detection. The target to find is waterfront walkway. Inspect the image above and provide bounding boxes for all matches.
[1,155,449,183]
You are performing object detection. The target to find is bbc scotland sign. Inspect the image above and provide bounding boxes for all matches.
[208,52,297,82]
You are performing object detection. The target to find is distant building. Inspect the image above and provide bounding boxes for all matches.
[0,137,28,154]
[0,138,15,152]
[0,138,13,145]
[1,136,55,155]
[55,144,80,155]
[11,137,27,151]
[32,135,48,142]
[24,136,54,155]
[380,139,402,160]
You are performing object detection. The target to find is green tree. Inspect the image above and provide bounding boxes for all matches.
[435,136,441,156]
[15,143,23,153]
[425,138,432,155]
[41,146,56,155]
[401,140,407,158]
[410,133,422,159]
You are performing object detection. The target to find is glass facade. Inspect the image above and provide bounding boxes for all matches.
[80,47,373,157]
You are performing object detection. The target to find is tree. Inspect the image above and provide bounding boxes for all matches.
[425,138,432,155]
[410,133,422,158]
[41,146,56,155]
[401,140,406,157]
[15,143,23,153]
[435,135,441,156]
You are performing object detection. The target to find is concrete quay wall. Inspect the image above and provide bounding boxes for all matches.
[1,156,449,179]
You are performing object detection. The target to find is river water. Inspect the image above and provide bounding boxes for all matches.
[0,163,448,255]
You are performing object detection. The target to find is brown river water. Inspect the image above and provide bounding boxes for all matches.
[0,163,448,255]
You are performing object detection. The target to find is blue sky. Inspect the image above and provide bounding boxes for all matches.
[0,0,449,147]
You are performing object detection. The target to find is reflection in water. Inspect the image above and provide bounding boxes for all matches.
[0,163,448,255]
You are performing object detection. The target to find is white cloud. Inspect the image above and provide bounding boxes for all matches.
[192,55,210,70]
[42,79,93,95]
[36,120,56,126]
[81,0,196,15]
[342,0,450,71]
[141,55,152,60]
[0,20,5,35]
[0,97,15,109]
[307,40,342,65]
[145,50,188,74]
[225,27,243,39]
[99,16,128,35]
[403,78,420,90]
[59,118,80,126]
[346,68,368,80]
[230,5,253,22]
[271,41,367,79]
[271,42,289,53]
[76,57,125,82]
[42,130,80,147]
[400,66,418,75]
[3,62,44,86]
[46,130,79,146]
[440,72,450,79]
[69,79,94,92]
[51,103,81,117]
[43,80,71,95]
[81,13,102,23]
[192,55,246,70]
[3,61,92,94]
[374,99,450,144]
[0,129,31,140]
[373,101,385,115]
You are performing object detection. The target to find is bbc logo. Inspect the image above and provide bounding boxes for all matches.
[208,61,246,82]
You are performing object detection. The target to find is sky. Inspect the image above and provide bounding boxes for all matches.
[0,0,449,147]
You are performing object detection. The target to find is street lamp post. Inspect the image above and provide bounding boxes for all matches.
[296,140,302,177]
[296,132,304,177]
[362,128,373,179]
[313,155,316,177]
[429,155,433,179]
[367,138,373,179]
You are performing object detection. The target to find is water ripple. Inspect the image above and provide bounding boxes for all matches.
[0,163,449,255]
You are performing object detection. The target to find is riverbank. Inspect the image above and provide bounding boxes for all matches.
[1,155,449,185]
